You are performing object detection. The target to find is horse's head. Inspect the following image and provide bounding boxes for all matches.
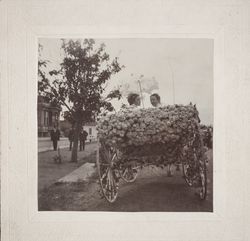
[193,104,201,123]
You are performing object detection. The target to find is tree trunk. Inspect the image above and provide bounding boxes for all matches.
[71,121,81,162]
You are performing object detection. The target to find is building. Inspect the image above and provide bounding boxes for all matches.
[37,95,61,137]
[83,122,97,142]
[59,119,97,142]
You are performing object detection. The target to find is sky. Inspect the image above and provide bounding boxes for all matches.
[39,38,213,124]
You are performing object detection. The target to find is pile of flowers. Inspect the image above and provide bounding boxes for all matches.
[200,124,213,149]
[97,104,202,157]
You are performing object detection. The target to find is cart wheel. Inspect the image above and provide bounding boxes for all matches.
[119,165,138,183]
[198,160,207,200]
[96,141,119,203]
[195,124,208,200]
[182,163,195,186]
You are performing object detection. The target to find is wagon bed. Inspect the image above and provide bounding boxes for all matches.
[96,104,207,203]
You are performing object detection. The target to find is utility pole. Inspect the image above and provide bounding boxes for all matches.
[137,78,144,108]
[131,73,145,108]
[167,58,175,104]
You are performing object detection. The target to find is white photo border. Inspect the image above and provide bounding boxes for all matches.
[2,1,249,241]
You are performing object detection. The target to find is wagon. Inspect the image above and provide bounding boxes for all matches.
[96,105,208,203]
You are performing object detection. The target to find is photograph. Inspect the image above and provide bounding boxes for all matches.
[3,1,250,240]
[37,38,213,212]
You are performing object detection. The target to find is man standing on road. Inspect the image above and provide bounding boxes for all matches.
[51,126,60,151]
[68,127,74,151]
[79,128,88,151]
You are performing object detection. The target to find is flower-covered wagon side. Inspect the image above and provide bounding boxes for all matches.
[200,124,213,149]
[96,104,207,203]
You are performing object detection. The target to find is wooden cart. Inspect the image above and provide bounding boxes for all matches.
[96,121,207,203]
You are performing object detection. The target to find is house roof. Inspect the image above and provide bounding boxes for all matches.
[84,122,96,126]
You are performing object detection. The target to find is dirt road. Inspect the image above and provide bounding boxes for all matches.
[87,163,212,212]
[39,150,213,212]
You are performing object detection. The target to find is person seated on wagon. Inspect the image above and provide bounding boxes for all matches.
[127,93,141,107]
[150,93,161,107]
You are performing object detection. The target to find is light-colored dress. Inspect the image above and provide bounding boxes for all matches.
[152,102,162,108]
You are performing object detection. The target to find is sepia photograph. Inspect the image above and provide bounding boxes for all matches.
[3,0,250,240]
[37,38,213,212]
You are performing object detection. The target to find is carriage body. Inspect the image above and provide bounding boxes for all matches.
[96,104,207,203]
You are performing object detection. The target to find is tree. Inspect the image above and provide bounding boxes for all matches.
[63,110,76,127]
[39,39,123,162]
[38,44,50,94]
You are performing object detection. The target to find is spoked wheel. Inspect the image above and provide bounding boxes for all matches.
[96,141,119,203]
[119,165,139,183]
[195,125,208,200]
[197,160,207,200]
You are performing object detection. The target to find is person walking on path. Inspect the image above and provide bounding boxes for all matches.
[51,126,60,151]
[68,127,74,151]
[79,129,88,151]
